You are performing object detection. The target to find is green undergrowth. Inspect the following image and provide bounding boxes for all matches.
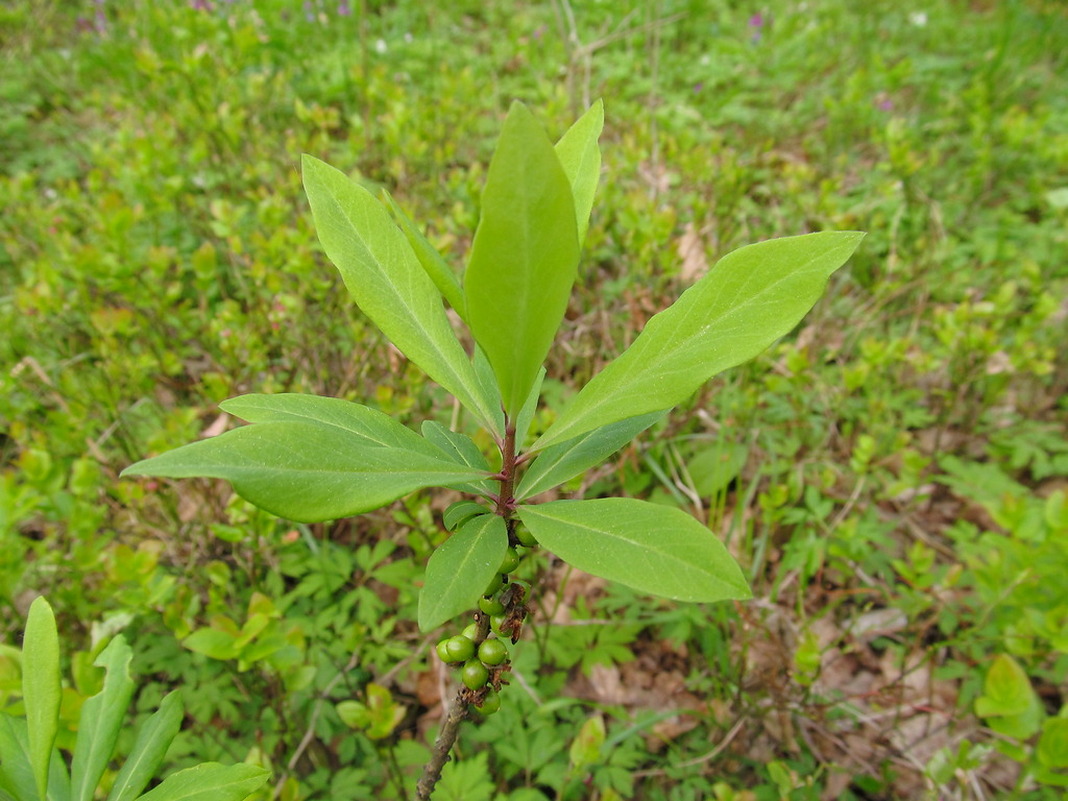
[2,0,1067,798]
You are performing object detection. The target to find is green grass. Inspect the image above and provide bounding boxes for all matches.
[2,1,1067,799]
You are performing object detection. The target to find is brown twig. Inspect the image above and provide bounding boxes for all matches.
[415,688,470,800]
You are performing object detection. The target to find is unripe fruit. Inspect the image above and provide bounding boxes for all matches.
[490,614,507,637]
[477,689,501,714]
[461,623,478,641]
[478,638,508,666]
[461,659,489,690]
[515,525,537,548]
[479,596,505,616]
[484,573,504,596]
[445,635,474,662]
[499,547,520,574]
[436,639,454,663]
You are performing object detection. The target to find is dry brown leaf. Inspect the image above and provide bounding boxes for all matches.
[676,221,708,283]
[201,413,230,438]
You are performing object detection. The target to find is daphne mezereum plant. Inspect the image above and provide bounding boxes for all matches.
[122,100,863,797]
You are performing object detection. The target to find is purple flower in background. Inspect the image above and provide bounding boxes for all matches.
[749,11,768,44]
[304,0,315,22]
[338,0,352,16]
[93,0,107,33]
[190,0,212,10]
[874,92,894,112]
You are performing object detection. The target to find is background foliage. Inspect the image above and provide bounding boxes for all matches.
[2,0,1067,798]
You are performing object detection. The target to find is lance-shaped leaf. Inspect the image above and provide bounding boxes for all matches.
[442,500,491,532]
[49,748,71,801]
[134,763,269,801]
[555,99,604,247]
[533,232,864,450]
[219,394,443,457]
[418,514,507,631]
[302,155,498,432]
[70,637,136,801]
[23,596,60,801]
[383,190,466,316]
[515,411,663,501]
[472,345,506,435]
[0,716,36,801]
[420,420,496,498]
[465,102,580,417]
[106,691,183,801]
[121,422,489,523]
[518,498,750,603]
[513,366,545,452]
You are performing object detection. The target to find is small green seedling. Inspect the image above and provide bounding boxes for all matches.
[0,597,269,801]
[122,100,863,797]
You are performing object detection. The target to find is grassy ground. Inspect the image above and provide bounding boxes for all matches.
[2,1,1067,799]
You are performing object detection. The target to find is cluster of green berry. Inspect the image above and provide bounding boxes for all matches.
[436,534,533,714]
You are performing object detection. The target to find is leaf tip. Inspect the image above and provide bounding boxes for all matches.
[27,595,55,624]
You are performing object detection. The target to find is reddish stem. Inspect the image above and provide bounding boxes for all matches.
[494,421,517,518]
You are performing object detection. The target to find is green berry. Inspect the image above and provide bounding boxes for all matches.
[445,635,474,662]
[499,547,520,574]
[490,614,507,637]
[436,639,454,663]
[477,689,501,714]
[484,573,504,596]
[461,623,478,641]
[461,659,489,690]
[515,526,537,548]
[479,596,505,616]
[478,638,508,666]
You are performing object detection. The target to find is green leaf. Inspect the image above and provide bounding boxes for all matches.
[974,654,1043,739]
[436,752,495,801]
[0,716,37,801]
[975,654,1035,717]
[420,421,496,497]
[516,412,663,500]
[554,99,604,247]
[48,747,71,801]
[471,345,506,436]
[220,394,444,457]
[70,637,136,801]
[418,515,507,631]
[533,232,865,450]
[133,763,269,801]
[687,443,749,498]
[122,422,489,523]
[336,684,404,740]
[301,155,498,430]
[181,628,239,661]
[383,191,466,316]
[23,596,60,801]
[513,367,545,451]
[442,501,490,531]
[518,498,751,602]
[222,394,495,495]
[569,715,606,770]
[1038,718,1068,769]
[464,102,580,417]
[106,691,183,801]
